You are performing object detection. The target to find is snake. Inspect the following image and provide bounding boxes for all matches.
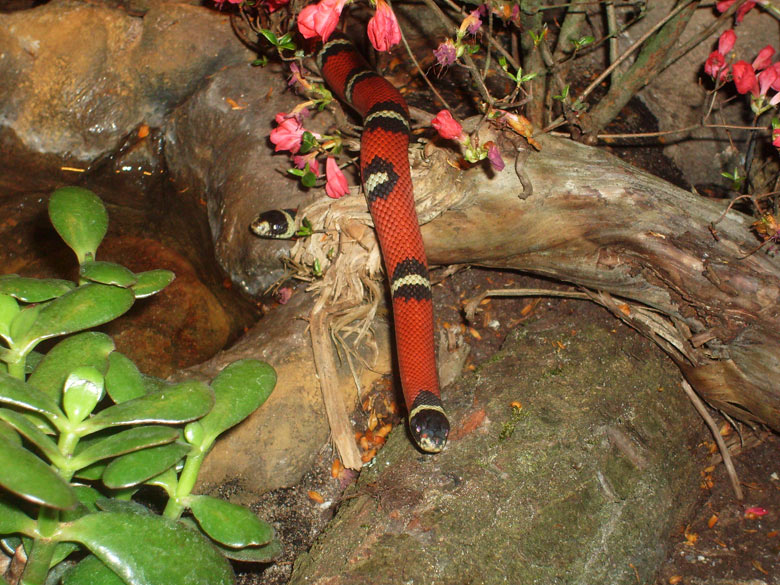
[253,34,449,453]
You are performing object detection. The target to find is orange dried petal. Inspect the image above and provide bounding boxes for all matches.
[308,490,324,504]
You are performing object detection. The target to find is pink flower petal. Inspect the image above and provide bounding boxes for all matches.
[431,110,463,140]
[325,157,349,198]
[367,0,401,52]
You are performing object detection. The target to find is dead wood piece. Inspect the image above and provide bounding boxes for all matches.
[414,133,780,433]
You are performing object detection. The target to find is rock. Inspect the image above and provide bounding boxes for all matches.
[191,289,393,501]
[163,58,318,293]
[289,315,706,585]
[0,0,253,193]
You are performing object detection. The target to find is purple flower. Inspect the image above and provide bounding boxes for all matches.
[434,40,457,67]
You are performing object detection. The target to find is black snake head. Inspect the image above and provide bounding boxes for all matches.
[409,408,450,453]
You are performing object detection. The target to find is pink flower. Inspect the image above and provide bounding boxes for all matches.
[732,60,759,95]
[770,63,780,91]
[325,157,349,198]
[758,66,777,95]
[459,9,482,36]
[716,0,758,23]
[367,0,401,52]
[270,112,305,153]
[486,142,505,171]
[718,29,736,55]
[773,127,780,148]
[752,45,775,71]
[705,51,728,80]
[297,0,348,42]
[431,110,463,140]
[263,0,290,12]
[294,153,320,176]
[434,40,457,67]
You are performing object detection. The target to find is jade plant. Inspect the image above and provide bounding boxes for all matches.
[0,187,279,585]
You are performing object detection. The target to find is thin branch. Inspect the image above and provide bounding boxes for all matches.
[681,380,744,501]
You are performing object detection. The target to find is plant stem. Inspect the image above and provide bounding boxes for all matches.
[7,357,26,380]
[20,508,60,585]
[162,448,206,520]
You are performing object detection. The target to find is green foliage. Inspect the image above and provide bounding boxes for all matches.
[0,188,279,585]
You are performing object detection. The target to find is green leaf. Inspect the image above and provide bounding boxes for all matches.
[63,554,128,585]
[59,512,234,585]
[214,538,282,563]
[0,408,63,466]
[0,419,21,446]
[0,276,75,303]
[9,303,42,343]
[0,495,37,536]
[105,352,147,403]
[74,461,107,481]
[189,495,274,548]
[17,284,135,354]
[62,366,105,424]
[28,332,114,402]
[199,360,275,444]
[81,380,214,434]
[145,467,178,495]
[0,294,19,340]
[0,370,64,421]
[132,270,175,299]
[80,261,137,288]
[102,442,190,489]
[95,498,154,516]
[0,434,77,509]
[49,187,109,264]
[70,426,179,471]
[72,485,103,514]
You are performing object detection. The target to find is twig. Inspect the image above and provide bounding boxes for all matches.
[464,287,592,321]
[681,380,744,500]
[543,0,698,134]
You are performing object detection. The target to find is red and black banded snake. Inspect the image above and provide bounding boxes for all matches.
[254,35,449,453]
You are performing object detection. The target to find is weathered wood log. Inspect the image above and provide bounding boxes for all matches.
[412,133,780,431]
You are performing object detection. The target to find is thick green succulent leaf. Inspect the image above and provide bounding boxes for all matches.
[0,408,62,466]
[0,276,75,303]
[0,495,37,536]
[70,426,179,471]
[102,442,190,489]
[28,332,114,402]
[0,419,21,446]
[62,366,105,424]
[145,467,178,495]
[80,261,137,288]
[105,352,147,403]
[74,461,107,481]
[17,284,135,354]
[9,303,42,343]
[0,294,19,340]
[200,360,276,443]
[81,380,213,433]
[0,370,64,421]
[72,485,103,514]
[63,554,128,585]
[132,270,175,299]
[94,498,154,516]
[213,538,282,563]
[0,434,77,509]
[49,187,108,264]
[189,495,274,548]
[58,512,234,585]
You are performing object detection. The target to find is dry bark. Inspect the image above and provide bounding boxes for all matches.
[406,133,780,432]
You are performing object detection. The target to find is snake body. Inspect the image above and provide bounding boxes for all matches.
[317,35,449,452]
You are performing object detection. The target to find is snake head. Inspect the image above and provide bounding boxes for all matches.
[409,408,450,453]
